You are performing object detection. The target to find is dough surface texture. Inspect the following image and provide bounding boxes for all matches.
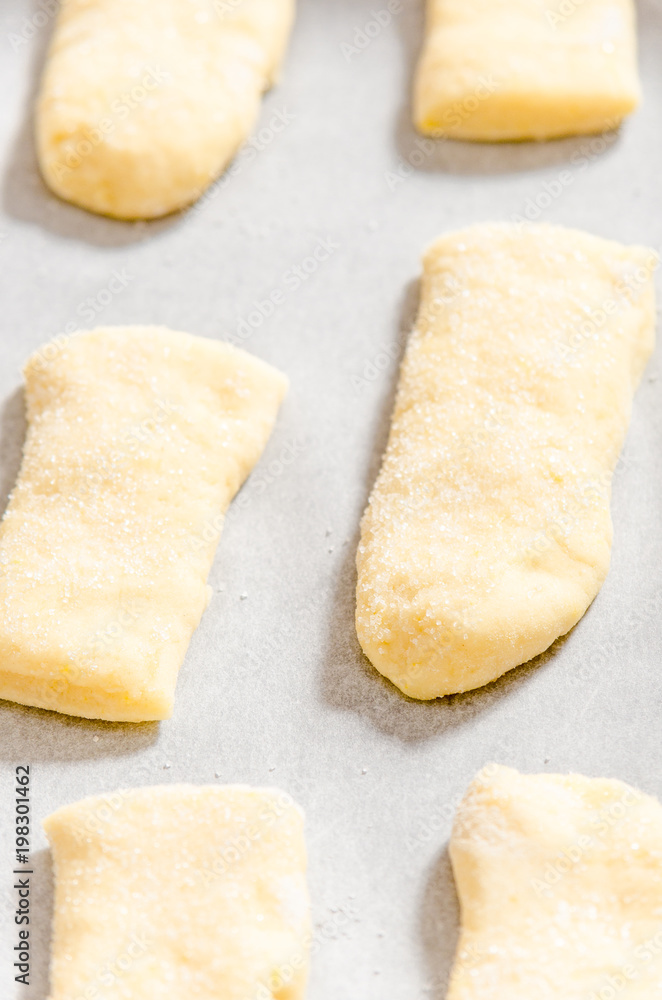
[44,784,310,1000]
[0,325,287,721]
[36,0,295,218]
[448,764,662,999]
[414,0,640,141]
[356,223,656,699]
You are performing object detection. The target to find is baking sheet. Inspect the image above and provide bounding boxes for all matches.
[1,0,662,996]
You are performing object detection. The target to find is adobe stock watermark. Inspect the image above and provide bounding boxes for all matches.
[68,931,154,1000]
[569,583,662,692]
[351,335,403,393]
[405,758,513,854]
[386,75,501,191]
[553,249,659,364]
[522,474,610,561]
[67,790,134,846]
[50,67,168,182]
[511,124,621,228]
[190,434,308,554]
[531,784,643,899]
[227,236,340,346]
[545,0,595,28]
[351,273,467,391]
[196,791,295,888]
[585,927,662,1000]
[29,267,135,372]
[340,1,405,62]
[7,0,58,52]
[385,136,435,192]
[252,902,360,1000]
[191,107,296,215]
[239,583,324,680]
[212,0,244,16]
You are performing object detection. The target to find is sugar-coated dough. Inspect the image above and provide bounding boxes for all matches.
[36,0,295,218]
[414,0,640,141]
[0,326,287,721]
[356,223,656,700]
[44,785,310,1000]
[448,764,662,999]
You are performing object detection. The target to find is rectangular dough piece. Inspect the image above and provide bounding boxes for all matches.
[414,0,641,141]
[356,223,656,700]
[448,765,662,998]
[44,785,310,1000]
[0,326,287,722]
[36,0,296,219]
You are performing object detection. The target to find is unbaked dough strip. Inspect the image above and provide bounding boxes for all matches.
[44,785,310,1000]
[414,0,641,141]
[0,326,287,721]
[447,764,662,999]
[356,223,656,699]
[36,0,295,219]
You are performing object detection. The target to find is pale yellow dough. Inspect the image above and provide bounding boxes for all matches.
[0,326,287,721]
[448,765,662,999]
[44,784,310,1000]
[414,0,640,141]
[356,223,656,700]
[36,0,295,218]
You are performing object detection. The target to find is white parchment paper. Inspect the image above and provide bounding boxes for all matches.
[0,1,661,996]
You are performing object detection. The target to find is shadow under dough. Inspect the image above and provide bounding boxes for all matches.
[16,848,53,1000]
[419,846,460,1000]
[393,0,625,177]
[320,520,570,745]
[318,276,574,743]
[0,700,160,764]
[0,388,27,520]
[1,0,177,248]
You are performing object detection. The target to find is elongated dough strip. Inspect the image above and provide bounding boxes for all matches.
[414,0,640,141]
[44,784,310,1000]
[447,765,662,999]
[0,325,287,721]
[356,223,656,699]
[36,0,295,219]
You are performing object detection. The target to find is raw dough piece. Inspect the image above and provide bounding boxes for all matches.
[44,784,310,1000]
[356,223,656,699]
[36,0,295,218]
[448,764,662,999]
[414,0,640,141]
[0,326,287,721]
